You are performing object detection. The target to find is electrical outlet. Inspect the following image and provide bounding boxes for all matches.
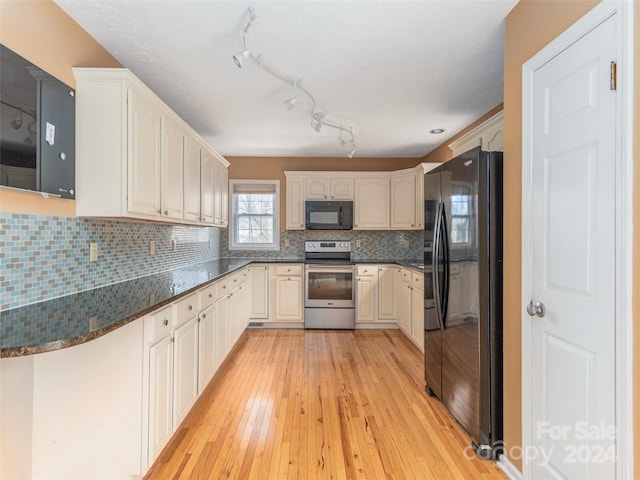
[89,316,98,332]
[149,293,155,306]
[149,240,155,255]
[404,240,410,248]
[172,239,177,252]
[355,239,361,248]
[89,242,98,262]
[284,238,290,248]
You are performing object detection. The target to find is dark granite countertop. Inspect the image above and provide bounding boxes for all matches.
[0,257,423,357]
[0,257,304,358]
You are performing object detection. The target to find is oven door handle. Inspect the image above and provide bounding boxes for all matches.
[305,268,355,274]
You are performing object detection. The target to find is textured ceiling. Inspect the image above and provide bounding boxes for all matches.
[54,0,516,158]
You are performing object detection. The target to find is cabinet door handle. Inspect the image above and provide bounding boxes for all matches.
[202,313,206,318]
[163,319,169,326]
[208,293,213,298]
[165,210,168,215]
[188,305,193,311]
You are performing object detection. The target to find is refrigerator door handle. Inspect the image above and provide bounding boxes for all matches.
[441,204,450,323]
[432,202,444,329]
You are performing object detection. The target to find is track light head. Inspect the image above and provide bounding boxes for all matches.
[284,96,298,110]
[232,49,250,68]
[347,147,356,159]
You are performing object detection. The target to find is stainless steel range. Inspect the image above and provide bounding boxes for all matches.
[304,240,356,329]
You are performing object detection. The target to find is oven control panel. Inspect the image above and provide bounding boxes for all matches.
[305,241,351,253]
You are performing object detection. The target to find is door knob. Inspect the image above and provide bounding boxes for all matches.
[527,300,546,318]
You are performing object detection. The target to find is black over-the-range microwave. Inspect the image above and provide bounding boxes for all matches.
[305,201,353,230]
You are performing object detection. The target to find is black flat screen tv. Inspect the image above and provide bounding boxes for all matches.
[0,44,75,198]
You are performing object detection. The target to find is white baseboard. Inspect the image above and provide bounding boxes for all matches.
[498,454,522,480]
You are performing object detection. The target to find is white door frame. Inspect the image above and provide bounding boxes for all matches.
[521,1,634,479]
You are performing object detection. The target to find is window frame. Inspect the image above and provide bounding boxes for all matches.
[228,179,280,251]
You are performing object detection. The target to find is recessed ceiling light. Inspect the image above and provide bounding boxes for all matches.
[430,128,445,134]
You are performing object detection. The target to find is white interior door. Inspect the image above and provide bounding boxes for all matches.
[525,14,617,479]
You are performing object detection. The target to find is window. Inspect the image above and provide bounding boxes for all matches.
[450,184,473,245]
[229,180,279,250]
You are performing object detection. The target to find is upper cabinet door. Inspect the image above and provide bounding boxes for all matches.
[353,176,390,229]
[160,115,184,220]
[128,88,161,217]
[329,177,354,200]
[183,136,201,222]
[286,176,305,230]
[200,149,215,224]
[306,177,329,199]
[390,173,417,229]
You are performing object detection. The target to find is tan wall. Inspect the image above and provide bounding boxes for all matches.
[423,0,638,472]
[0,0,120,216]
[227,156,422,230]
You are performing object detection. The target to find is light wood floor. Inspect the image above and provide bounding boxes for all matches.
[144,329,506,480]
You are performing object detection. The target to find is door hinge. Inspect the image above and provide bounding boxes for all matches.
[610,61,617,90]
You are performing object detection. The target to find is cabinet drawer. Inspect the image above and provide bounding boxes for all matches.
[275,264,303,276]
[400,269,412,284]
[175,293,199,324]
[412,271,424,290]
[145,306,174,343]
[238,268,249,284]
[216,273,239,299]
[200,283,216,307]
[357,265,375,277]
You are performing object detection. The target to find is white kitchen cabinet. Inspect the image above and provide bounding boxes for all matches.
[213,156,229,227]
[200,148,215,223]
[306,177,329,199]
[390,172,418,229]
[330,177,354,199]
[198,304,216,392]
[274,265,303,321]
[172,293,200,427]
[237,281,251,331]
[377,266,397,320]
[160,114,185,220]
[143,306,174,467]
[356,265,377,322]
[183,134,201,222]
[249,265,269,319]
[410,271,425,352]
[74,67,229,227]
[214,293,229,369]
[285,175,305,229]
[305,175,354,200]
[172,315,199,428]
[353,176,390,229]
[127,86,162,217]
[398,276,412,335]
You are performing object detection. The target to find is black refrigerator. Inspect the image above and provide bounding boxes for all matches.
[423,146,503,459]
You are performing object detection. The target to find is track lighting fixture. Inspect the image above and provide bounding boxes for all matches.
[10,108,23,130]
[232,7,357,157]
[24,122,36,145]
[232,49,250,68]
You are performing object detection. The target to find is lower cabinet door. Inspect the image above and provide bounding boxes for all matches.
[214,297,229,370]
[275,276,303,321]
[198,304,216,392]
[147,333,173,464]
[173,316,199,427]
[398,283,412,334]
[411,287,424,352]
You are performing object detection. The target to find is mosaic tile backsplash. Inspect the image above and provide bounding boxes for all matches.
[221,229,424,260]
[1,211,423,311]
[0,213,221,311]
